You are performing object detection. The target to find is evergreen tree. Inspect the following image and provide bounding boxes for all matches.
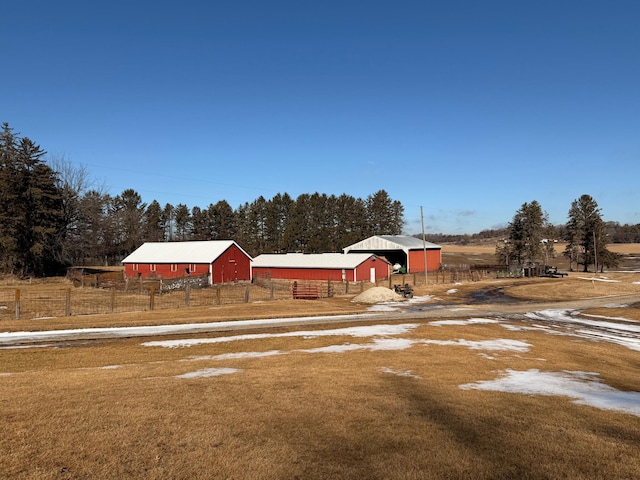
[497,201,548,267]
[174,203,191,240]
[564,194,611,272]
[334,194,367,247]
[161,203,175,241]
[112,189,146,256]
[76,190,111,264]
[190,206,209,240]
[264,193,294,253]
[208,200,236,239]
[365,189,404,236]
[0,125,66,276]
[144,200,165,242]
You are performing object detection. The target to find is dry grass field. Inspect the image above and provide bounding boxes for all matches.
[2,246,640,479]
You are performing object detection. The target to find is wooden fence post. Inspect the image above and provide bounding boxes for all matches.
[15,289,20,320]
[244,285,250,303]
[185,284,191,307]
[65,288,71,316]
[149,286,155,311]
[270,282,274,300]
[110,287,115,313]
[216,286,221,305]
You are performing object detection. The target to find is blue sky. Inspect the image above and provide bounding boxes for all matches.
[3,1,639,234]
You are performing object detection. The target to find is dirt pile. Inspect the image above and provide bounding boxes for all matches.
[352,287,403,304]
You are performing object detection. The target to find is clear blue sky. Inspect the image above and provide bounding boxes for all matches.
[3,0,639,235]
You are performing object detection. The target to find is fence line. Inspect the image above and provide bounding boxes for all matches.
[0,267,494,321]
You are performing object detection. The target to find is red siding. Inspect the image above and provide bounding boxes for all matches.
[407,249,441,273]
[252,257,390,282]
[123,244,252,283]
[353,257,390,282]
[253,267,353,281]
[124,262,209,279]
[210,244,252,284]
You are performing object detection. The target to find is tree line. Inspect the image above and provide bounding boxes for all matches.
[0,122,404,277]
[494,195,621,272]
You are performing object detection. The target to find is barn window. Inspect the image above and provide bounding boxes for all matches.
[150,264,156,272]
[171,264,178,272]
[132,264,138,271]
[191,264,197,272]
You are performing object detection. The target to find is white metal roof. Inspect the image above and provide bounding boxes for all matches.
[252,253,387,270]
[342,235,441,253]
[121,240,251,264]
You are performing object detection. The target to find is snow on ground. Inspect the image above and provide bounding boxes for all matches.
[142,323,420,348]
[0,313,380,346]
[423,338,531,352]
[4,303,640,417]
[367,294,435,312]
[380,367,421,379]
[577,277,622,282]
[176,367,242,379]
[523,309,640,351]
[460,369,640,417]
[429,318,501,327]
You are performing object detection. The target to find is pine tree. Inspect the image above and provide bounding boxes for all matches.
[564,194,611,272]
[144,200,165,242]
[0,128,65,276]
[498,201,548,267]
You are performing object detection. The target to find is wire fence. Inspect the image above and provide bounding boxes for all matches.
[0,279,375,321]
[0,266,496,321]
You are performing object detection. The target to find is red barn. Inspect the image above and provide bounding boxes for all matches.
[121,240,252,284]
[252,253,390,282]
[343,235,441,273]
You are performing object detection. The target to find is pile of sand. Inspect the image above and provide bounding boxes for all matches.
[352,287,403,304]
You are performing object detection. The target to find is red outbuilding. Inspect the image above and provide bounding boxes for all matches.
[252,253,390,282]
[342,235,441,273]
[121,240,252,284]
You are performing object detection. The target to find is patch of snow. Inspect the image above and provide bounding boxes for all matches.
[446,289,458,294]
[367,304,401,312]
[429,318,501,327]
[0,313,382,345]
[143,323,420,348]
[577,277,621,283]
[460,369,640,417]
[575,329,640,351]
[176,367,242,379]
[199,350,283,361]
[380,367,421,379]
[424,338,531,352]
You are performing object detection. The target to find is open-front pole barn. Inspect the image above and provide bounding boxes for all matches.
[121,240,252,284]
[252,253,390,282]
[343,235,441,273]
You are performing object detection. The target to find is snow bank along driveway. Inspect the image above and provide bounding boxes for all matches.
[2,306,640,417]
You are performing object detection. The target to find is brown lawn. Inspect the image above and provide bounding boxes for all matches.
[2,250,640,479]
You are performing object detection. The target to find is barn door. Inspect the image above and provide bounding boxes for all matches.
[370,267,376,283]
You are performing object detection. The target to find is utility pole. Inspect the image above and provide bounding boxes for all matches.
[421,206,428,285]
